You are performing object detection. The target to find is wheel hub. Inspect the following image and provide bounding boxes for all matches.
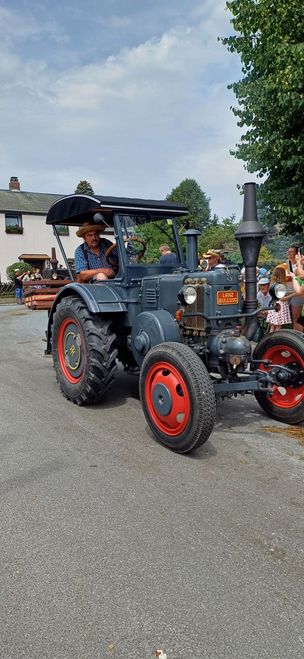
[152,383,172,416]
[270,362,304,387]
[64,330,81,372]
[144,361,191,436]
[255,341,304,411]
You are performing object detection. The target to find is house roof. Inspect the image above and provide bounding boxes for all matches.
[0,189,62,214]
[19,253,50,260]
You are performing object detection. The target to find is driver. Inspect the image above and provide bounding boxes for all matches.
[74,220,118,283]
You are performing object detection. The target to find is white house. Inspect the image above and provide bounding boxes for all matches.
[0,177,81,281]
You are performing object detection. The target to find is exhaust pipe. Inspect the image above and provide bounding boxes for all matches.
[184,228,201,271]
[235,183,265,339]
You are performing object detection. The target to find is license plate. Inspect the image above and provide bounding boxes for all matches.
[217,290,239,305]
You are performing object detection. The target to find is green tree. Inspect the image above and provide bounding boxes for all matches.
[257,244,277,269]
[198,216,239,257]
[74,180,95,195]
[167,178,211,231]
[223,0,304,233]
[138,222,173,262]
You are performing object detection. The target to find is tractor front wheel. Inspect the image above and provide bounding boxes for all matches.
[140,342,216,453]
[253,330,304,424]
[52,296,118,405]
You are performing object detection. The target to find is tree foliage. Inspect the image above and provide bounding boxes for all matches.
[257,244,277,269]
[138,222,175,263]
[223,0,304,233]
[198,216,239,257]
[74,180,95,195]
[166,178,211,231]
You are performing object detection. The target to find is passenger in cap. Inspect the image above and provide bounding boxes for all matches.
[13,268,28,304]
[257,277,272,310]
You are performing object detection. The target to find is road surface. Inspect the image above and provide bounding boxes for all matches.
[0,305,303,659]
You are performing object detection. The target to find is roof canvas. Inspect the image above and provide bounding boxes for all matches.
[46,194,189,226]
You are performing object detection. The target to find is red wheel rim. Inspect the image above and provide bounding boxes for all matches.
[145,361,191,436]
[259,344,304,409]
[57,318,84,383]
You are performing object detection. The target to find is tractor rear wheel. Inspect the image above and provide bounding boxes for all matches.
[52,296,118,405]
[253,329,304,424]
[140,342,216,453]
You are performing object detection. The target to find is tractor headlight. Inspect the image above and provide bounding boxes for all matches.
[178,285,197,305]
[51,272,58,280]
[269,283,286,299]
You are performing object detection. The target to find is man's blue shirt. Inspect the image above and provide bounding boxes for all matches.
[159,252,178,266]
[74,239,115,274]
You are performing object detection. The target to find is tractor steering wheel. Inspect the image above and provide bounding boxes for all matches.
[105,236,147,265]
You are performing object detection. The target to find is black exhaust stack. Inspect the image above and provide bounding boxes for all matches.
[184,228,201,271]
[235,183,265,339]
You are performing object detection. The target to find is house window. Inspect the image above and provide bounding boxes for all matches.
[5,213,23,234]
[55,225,69,236]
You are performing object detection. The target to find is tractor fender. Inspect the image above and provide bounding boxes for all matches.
[131,310,182,366]
[46,283,127,351]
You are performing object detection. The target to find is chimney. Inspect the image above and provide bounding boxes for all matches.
[9,176,20,191]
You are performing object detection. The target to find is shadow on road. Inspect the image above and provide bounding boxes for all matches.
[85,367,140,412]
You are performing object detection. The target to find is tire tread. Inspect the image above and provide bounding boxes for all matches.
[52,296,118,405]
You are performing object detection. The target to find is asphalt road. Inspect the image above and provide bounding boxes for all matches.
[0,304,303,659]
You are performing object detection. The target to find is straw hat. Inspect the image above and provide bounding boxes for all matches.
[76,221,105,238]
[202,249,220,259]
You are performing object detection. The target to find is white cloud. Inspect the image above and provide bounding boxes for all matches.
[0,6,68,46]
[0,2,247,218]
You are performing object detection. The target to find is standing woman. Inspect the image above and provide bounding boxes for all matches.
[266,267,292,332]
[287,246,304,330]
[289,257,304,327]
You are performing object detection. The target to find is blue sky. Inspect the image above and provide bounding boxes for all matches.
[0,0,252,219]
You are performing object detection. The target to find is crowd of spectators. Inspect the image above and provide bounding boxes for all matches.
[13,267,42,304]
[199,244,304,335]
[254,246,304,334]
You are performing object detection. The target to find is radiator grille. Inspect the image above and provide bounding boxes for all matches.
[183,278,206,332]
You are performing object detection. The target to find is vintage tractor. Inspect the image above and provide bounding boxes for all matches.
[45,183,304,453]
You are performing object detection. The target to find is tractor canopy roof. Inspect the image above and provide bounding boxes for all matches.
[46,194,189,227]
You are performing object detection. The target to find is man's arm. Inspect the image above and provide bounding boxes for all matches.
[17,272,27,281]
[77,268,115,283]
[295,254,304,278]
[74,243,116,282]
[290,271,304,294]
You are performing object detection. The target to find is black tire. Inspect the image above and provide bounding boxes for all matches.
[253,329,304,424]
[140,342,216,453]
[52,296,118,405]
